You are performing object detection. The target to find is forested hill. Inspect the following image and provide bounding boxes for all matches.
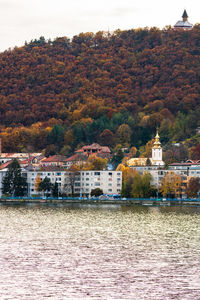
[0,27,200,154]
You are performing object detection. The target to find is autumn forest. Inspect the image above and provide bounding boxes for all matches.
[0,26,200,160]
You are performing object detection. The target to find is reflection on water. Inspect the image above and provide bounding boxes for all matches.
[0,205,199,299]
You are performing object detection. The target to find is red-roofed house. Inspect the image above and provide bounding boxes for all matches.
[41,155,67,167]
[63,153,88,168]
[75,143,112,159]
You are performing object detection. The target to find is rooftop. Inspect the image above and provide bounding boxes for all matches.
[42,155,67,163]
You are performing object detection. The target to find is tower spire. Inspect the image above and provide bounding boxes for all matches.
[182,9,188,22]
[153,129,161,149]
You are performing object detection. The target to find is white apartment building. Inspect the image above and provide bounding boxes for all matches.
[27,168,66,196]
[65,170,122,196]
[27,169,122,197]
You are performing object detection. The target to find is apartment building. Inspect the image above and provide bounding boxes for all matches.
[26,168,122,197]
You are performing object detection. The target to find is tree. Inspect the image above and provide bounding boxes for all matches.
[128,146,137,158]
[117,164,137,198]
[112,149,124,167]
[131,172,154,198]
[141,138,155,158]
[35,175,42,192]
[91,188,103,197]
[146,158,152,166]
[84,156,108,170]
[47,125,64,146]
[39,176,52,196]
[65,164,80,196]
[191,144,200,160]
[160,171,181,198]
[116,124,132,146]
[2,159,27,197]
[186,177,200,198]
[99,129,114,146]
[52,182,59,197]
[163,144,188,164]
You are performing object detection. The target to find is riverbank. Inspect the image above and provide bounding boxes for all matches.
[0,197,200,207]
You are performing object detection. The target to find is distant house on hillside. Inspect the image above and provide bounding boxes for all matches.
[41,155,67,167]
[63,153,88,169]
[174,10,193,30]
[75,143,112,159]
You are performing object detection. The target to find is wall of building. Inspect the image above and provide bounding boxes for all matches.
[27,170,122,197]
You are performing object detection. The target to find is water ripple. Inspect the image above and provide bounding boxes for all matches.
[0,205,199,299]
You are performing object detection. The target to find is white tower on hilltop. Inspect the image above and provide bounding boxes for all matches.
[152,130,164,166]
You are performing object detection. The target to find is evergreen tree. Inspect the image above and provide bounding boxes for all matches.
[2,159,27,197]
[112,149,124,167]
[47,125,64,146]
[39,177,52,196]
[146,158,152,166]
[52,182,59,197]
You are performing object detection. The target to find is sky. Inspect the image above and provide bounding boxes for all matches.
[0,0,200,52]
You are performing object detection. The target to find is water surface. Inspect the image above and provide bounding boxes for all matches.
[0,204,199,299]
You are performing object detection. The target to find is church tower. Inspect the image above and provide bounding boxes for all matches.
[152,130,164,166]
[174,10,193,30]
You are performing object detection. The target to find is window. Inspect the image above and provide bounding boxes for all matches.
[56,172,61,176]
[108,183,112,186]
[108,189,112,192]
[86,172,89,175]
[86,183,89,186]
[117,173,121,176]
[95,183,100,186]
[86,178,89,181]
[75,183,80,187]
[109,172,112,176]
[94,172,100,176]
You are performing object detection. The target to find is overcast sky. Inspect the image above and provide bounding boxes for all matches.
[0,0,199,52]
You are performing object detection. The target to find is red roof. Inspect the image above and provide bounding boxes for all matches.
[101,146,111,153]
[42,155,66,163]
[64,153,88,162]
[76,143,111,153]
[0,159,28,170]
[0,161,12,170]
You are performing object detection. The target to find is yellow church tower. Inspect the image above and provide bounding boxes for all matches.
[152,130,164,166]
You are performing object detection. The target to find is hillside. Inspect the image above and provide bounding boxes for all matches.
[0,27,200,156]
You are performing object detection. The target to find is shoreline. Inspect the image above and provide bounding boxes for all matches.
[0,197,200,207]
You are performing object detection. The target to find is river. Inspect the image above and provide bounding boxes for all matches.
[0,204,199,299]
